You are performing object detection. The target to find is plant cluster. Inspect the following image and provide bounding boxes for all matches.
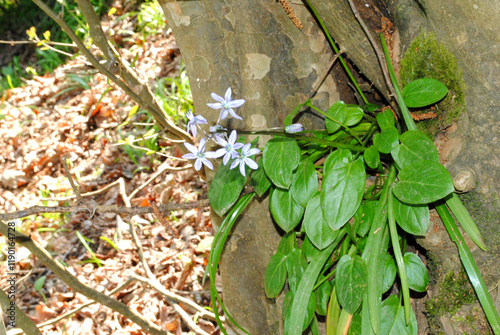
[194,37,500,335]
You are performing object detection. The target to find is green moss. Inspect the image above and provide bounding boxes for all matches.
[399,31,466,137]
[426,268,476,317]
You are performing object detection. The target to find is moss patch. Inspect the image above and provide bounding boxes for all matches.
[426,268,476,317]
[399,31,465,137]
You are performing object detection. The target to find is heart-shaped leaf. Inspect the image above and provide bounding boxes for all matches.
[391,130,439,170]
[382,256,397,294]
[381,295,418,335]
[249,158,272,197]
[393,160,454,204]
[336,255,368,314]
[376,109,396,131]
[303,192,338,250]
[393,195,429,236]
[270,188,304,232]
[404,252,429,292]
[325,101,347,134]
[321,152,365,230]
[344,106,365,126]
[209,160,247,216]
[402,78,448,108]
[265,252,287,298]
[373,128,399,154]
[263,137,300,189]
[364,146,380,169]
[291,159,319,207]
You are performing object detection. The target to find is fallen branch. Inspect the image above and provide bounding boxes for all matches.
[0,221,166,335]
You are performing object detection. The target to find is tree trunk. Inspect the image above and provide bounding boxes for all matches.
[159,0,500,333]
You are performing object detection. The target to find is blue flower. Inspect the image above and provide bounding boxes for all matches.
[285,123,304,133]
[186,110,207,137]
[212,130,244,165]
[182,138,215,171]
[207,87,245,120]
[230,143,260,177]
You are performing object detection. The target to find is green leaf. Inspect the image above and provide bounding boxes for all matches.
[301,236,320,262]
[391,130,439,170]
[403,252,429,292]
[282,290,294,320]
[321,152,365,230]
[373,128,399,154]
[263,137,300,189]
[393,160,454,204]
[402,78,448,108]
[264,252,288,298]
[277,231,296,256]
[315,278,332,316]
[336,255,368,314]
[249,158,271,197]
[376,109,395,131]
[382,256,397,294]
[325,101,347,133]
[364,146,380,169]
[380,295,418,335]
[347,311,362,335]
[290,159,319,207]
[357,201,377,237]
[270,188,304,232]
[285,243,335,335]
[34,275,46,291]
[303,192,338,250]
[392,196,429,236]
[344,106,364,126]
[286,249,308,293]
[209,159,247,216]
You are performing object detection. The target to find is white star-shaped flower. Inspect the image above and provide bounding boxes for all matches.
[230,143,260,177]
[182,138,215,171]
[212,130,244,165]
[207,87,245,120]
[186,110,207,137]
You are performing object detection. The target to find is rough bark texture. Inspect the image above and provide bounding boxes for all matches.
[159,1,339,333]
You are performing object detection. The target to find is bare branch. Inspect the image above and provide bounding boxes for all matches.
[0,289,42,335]
[0,221,166,335]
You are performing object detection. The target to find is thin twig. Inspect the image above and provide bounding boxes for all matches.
[346,0,399,111]
[6,277,136,335]
[131,274,221,322]
[0,221,166,335]
[0,200,209,222]
[31,0,191,143]
[0,289,42,335]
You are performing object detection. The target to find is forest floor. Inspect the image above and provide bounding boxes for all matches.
[0,2,218,334]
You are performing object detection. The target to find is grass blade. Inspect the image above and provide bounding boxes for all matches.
[435,202,500,333]
[446,193,487,251]
[208,193,255,335]
[285,242,336,335]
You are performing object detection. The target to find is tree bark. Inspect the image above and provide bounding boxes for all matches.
[159,1,339,333]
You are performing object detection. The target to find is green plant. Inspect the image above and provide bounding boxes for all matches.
[195,24,499,335]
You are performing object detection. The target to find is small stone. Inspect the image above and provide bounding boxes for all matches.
[453,169,476,193]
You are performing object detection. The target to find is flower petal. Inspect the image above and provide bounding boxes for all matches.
[194,159,202,171]
[222,153,231,165]
[202,157,214,170]
[224,87,232,102]
[184,142,198,154]
[233,142,244,150]
[182,153,197,160]
[219,109,229,120]
[246,148,261,156]
[244,157,259,170]
[228,130,238,144]
[212,148,226,158]
[239,161,246,177]
[228,109,243,120]
[230,159,240,170]
[228,99,245,108]
[207,102,223,109]
[211,93,225,104]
